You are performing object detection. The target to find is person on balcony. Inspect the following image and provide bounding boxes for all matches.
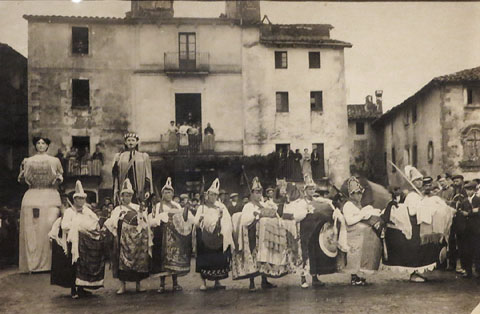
[80,147,91,176]
[178,122,190,154]
[203,123,215,153]
[92,144,104,176]
[188,124,199,153]
[67,147,79,176]
[112,133,153,205]
[167,121,178,153]
[302,148,312,179]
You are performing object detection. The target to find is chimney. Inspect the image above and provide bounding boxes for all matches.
[225,0,260,24]
[375,90,383,113]
[130,0,174,19]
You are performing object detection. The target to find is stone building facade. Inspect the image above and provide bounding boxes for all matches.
[23,0,352,195]
[347,92,382,179]
[372,66,480,187]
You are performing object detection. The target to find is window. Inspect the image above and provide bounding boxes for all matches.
[275,51,287,69]
[72,79,90,107]
[276,92,289,112]
[356,122,365,135]
[310,91,323,112]
[403,109,410,126]
[428,141,434,164]
[404,146,410,165]
[312,143,325,178]
[179,33,196,70]
[72,27,89,55]
[309,52,321,68]
[467,88,473,105]
[412,104,417,123]
[412,144,418,167]
[391,147,396,172]
[463,127,480,161]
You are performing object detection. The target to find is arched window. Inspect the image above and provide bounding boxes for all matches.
[427,141,434,164]
[462,125,480,161]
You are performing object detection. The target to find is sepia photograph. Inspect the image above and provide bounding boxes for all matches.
[1,0,480,313]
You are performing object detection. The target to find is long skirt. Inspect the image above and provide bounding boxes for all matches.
[383,216,442,273]
[256,218,290,278]
[115,221,150,282]
[345,222,382,273]
[151,222,192,277]
[203,134,215,151]
[167,132,178,152]
[195,228,230,281]
[231,224,260,280]
[75,232,105,288]
[50,241,75,288]
[300,212,337,275]
[19,189,60,273]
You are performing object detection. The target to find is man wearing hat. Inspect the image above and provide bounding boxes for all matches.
[448,174,468,272]
[227,193,243,216]
[265,187,275,202]
[105,179,150,294]
[194,179,234,291]
[112,132,153,205]
[52,180,105,298]
[454,180,480,278]
[149,178,194,293]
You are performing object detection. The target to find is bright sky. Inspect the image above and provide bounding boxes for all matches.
[1,0,480,110]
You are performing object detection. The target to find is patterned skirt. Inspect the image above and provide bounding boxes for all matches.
[75,232,106,289]
[117,221,150,282]
[151,222,192,277]
[195,228,230,280]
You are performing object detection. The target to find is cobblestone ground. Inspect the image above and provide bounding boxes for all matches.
[1,261,480,314]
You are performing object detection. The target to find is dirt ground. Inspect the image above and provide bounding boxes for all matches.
[1,262,479,314]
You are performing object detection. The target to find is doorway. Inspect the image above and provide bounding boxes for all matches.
[175,93,201,127]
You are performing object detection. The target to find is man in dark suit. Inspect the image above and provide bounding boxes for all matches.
[227,193,243,216]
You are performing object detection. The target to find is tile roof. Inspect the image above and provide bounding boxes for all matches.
[260,24,352,48]
[433,66,480,83]
[347,104,382,120]
[373,66,480,125]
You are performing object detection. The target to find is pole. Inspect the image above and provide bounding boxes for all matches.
[388,160,423,196]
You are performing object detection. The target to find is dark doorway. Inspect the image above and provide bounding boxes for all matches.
[175,93,201,127]
[72,136,90,158]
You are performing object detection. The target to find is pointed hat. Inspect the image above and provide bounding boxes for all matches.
[405,165,423,182]
[303,173,316,189]
[162,177,174,193]
[73,180,87,199]
[121,178,134,195]
[251,177,263,191]
[347,176,364,195]
[207,178,220,194]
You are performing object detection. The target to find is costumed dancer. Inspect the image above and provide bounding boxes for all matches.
[112,132,153,205]
[232,177,286,292]
[51,181,106,298]
[194,179,234,291]
[18,136,63,273]
[342,177,383,286]
[285,174,346,288]
[383,165,453,282]
[149,177,194,293]
[105,179,151,294]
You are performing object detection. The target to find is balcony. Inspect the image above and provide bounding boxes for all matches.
[142,135,243,160]
[164,52,210,75]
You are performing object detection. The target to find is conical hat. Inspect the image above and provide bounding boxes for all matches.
[303,173,316,189]
[73,180,87,198]
[161,177,174,193]
[121,178,134,195]
[251,177,263,191]
[347,176,364,195]
[405,165,423,182]
[207,178,220,194]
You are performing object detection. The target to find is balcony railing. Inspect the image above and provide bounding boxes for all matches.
[164,52,210,74]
